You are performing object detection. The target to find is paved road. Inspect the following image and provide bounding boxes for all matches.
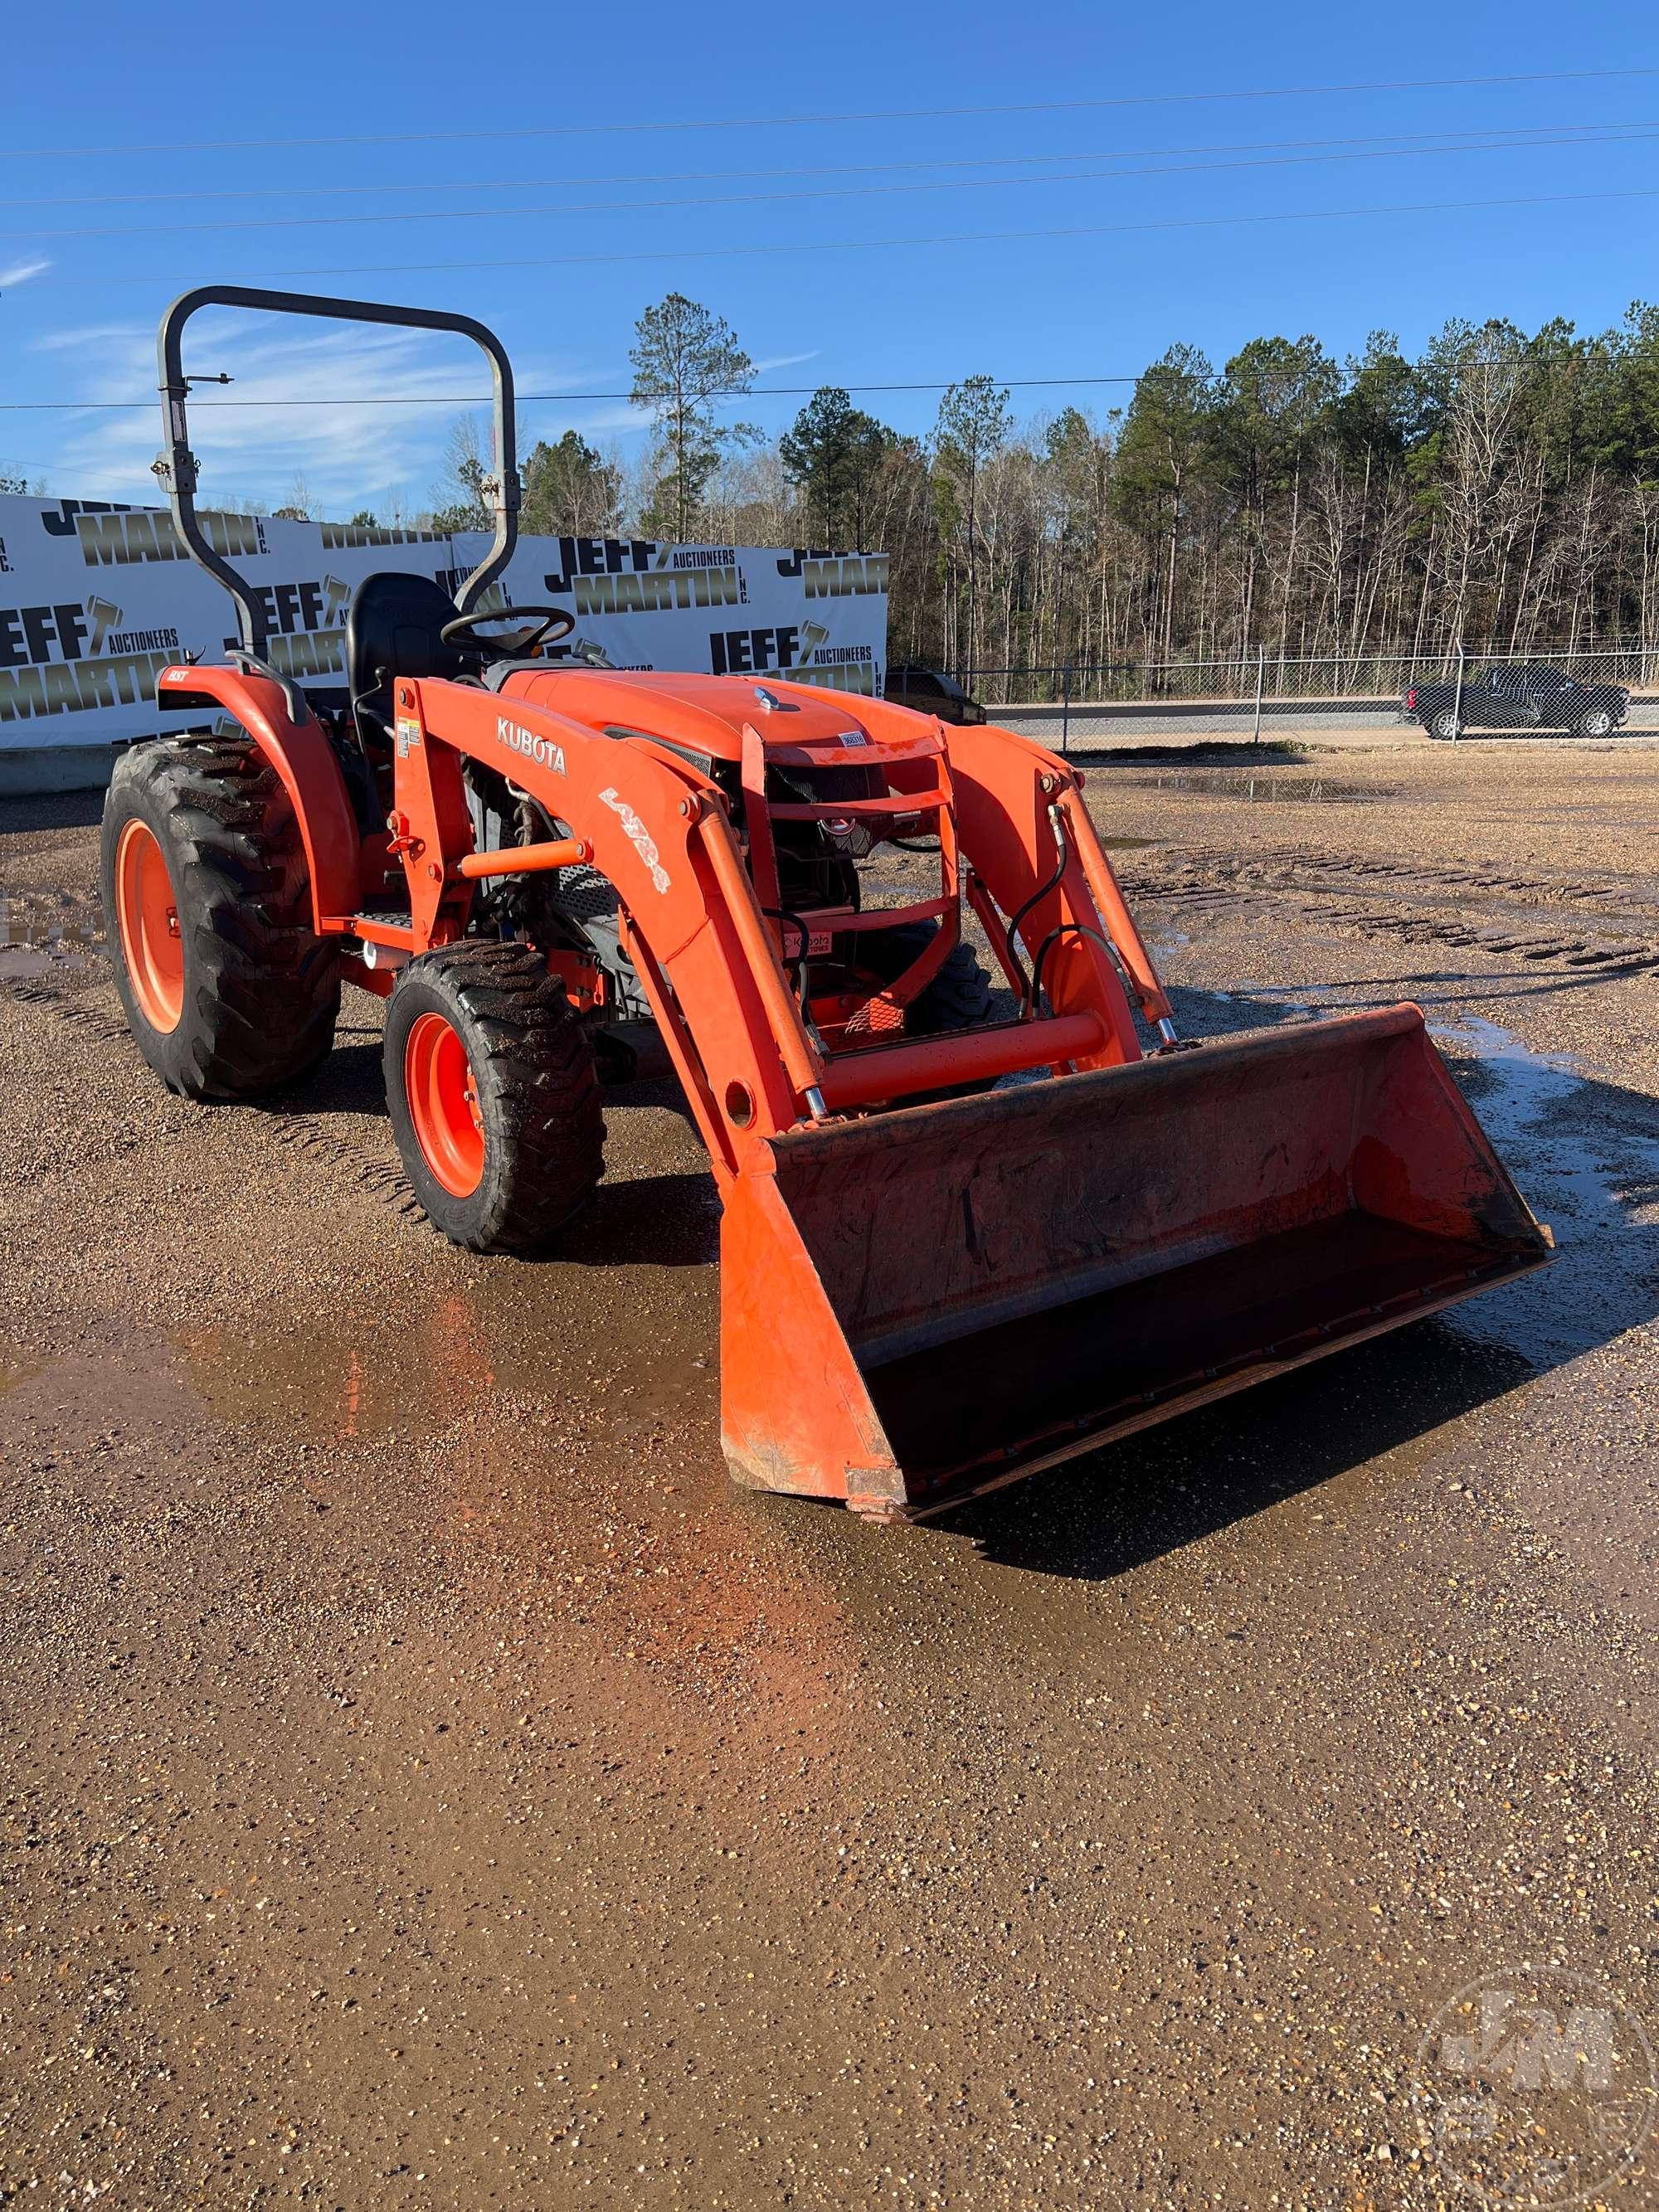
[987,697,1659,749]
[2,754,1657,2207]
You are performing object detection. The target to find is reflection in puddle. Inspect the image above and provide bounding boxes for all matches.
[178,1262,716,1453]
[0,891,106,980]
[1126,771,1384,804]
[182,1294,514,1445]
[178,1274,862,1757]
[1426,1017,1659,1364]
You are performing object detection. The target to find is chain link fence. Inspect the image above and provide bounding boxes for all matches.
[953,645,1659,750]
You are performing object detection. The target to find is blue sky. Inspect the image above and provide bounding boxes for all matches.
[4,0,1659,515]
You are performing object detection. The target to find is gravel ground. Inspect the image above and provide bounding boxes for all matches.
[2,746,1657,2210]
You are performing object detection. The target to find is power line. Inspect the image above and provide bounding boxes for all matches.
[31,180,1659,293]
[1,67,1656,162]
[1,375,1141,414]
[8,124,1659,242]
[0,119,1647,211]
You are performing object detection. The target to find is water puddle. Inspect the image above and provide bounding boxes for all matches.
[1126,771,1384,804]
[178,1254,720,1453]
[1425,1016,1659,1365]
[0,890,106,980]
[172,1266,861,1739]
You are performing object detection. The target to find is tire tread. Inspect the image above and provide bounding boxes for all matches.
[384,941,604,1253]
[101,735,340,1099]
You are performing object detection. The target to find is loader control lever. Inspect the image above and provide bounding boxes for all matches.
[440,607,576,656]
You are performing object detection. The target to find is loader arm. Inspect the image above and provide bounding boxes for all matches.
[386,678,1167,1147]
[936,716,1175,1044]
[397,678,806,1170]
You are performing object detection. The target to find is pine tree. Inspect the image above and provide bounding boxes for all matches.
[780,388,895,548]
[522,431,622,537]
[629,294,755,539]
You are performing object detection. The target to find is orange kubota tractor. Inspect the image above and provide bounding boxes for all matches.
[103,287,1550,1520]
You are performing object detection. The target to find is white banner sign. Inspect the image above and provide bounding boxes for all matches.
[0,495,888,750]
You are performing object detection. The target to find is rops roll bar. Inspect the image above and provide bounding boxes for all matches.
[153,284,520,654]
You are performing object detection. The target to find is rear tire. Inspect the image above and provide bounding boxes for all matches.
[384,941,605,1252]
[861,919,994,1035]
[854,920,995,1101]
[100,735,340,1099]
[1430,710,1462,741]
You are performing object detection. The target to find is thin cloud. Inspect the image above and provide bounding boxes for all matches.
[751,348,821,375]
[32,319,149,352]
[48,316,628,509]
[0,257,51,288]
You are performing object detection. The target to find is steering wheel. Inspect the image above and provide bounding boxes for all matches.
[440,605,576,655]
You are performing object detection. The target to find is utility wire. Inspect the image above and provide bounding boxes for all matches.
[0,66,1656,161]
[27,180,1659,291]
[0,119,1649,210]
[0,375,1145,412]
[7,124,1659,241]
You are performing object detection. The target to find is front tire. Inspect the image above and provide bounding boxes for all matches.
[1574,708,1614,737]
[383,942,605,1252]
[100,735,340,1098]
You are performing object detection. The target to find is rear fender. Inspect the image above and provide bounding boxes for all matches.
[154,662,364,929]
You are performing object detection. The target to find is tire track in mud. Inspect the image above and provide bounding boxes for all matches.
[1131,843,1659,919]
[258,1113,423,1218]
[1,975,423,1225]
[1118,847,1659,975]
[2,975,131,1043]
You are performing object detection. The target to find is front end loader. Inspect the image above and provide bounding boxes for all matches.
[101,286,1551,1520]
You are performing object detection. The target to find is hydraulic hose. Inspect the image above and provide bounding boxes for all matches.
[1005,803,1069,1017]
[762,906,829,1053]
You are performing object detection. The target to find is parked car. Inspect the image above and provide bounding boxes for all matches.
[884,664,985,724]
[1404,660,1629,740]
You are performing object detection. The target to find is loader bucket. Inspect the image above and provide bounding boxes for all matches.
[720,1004,1550,1518]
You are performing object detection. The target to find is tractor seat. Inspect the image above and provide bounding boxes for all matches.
[347,571,471,741]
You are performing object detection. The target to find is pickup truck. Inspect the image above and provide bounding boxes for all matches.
[883,664,986,725]
[1404,661,1628,739]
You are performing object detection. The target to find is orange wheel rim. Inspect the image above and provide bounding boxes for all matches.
[114,818,184,1033]
[404,1011,485,1198]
